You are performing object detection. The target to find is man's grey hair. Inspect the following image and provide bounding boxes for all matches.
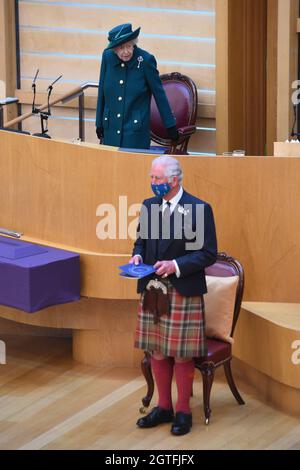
[151,156,183,184]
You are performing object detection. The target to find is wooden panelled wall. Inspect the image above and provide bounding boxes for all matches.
[216,0,300,156]
[16,0,216,154]
[216,0,268,156]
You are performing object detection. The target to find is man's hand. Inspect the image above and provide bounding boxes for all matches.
[129,255,142,265]
[154,260,176,278]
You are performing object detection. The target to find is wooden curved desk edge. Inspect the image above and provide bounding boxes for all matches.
[0,297,142,368]
[241,301,300,331]
[232,302,300,417]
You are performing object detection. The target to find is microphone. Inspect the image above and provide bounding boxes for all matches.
[45,74,63,116]
[49,74,63,88]
[31,69,39,114]
[33,68,39,84]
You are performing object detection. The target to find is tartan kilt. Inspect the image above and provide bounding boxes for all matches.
[134,279,207,358]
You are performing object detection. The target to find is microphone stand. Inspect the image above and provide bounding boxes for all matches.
[33,74,63,139]
[31,69,40,114]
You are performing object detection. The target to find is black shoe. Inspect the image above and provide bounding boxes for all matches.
[137,406,174,428]
[171,412,192,436]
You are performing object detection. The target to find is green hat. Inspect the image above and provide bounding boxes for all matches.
[106,23,141,49]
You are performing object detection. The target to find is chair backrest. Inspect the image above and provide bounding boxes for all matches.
[150,72,198,144]
[205,252,245,337]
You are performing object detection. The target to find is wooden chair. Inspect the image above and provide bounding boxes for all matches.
[140,252,245,424]
[150,72,198,155]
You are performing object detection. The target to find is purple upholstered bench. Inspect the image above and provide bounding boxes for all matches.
[0,235,80,313]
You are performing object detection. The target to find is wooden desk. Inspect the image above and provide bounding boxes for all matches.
[1,130,300,369]
[274,141,300,156]
[233,302,300,416]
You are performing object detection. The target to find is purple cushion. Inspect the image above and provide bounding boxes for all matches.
[151,81,192,139]
[0,236,80,313]
[196,338,232,365]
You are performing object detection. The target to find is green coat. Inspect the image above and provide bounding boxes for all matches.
[96,46,176,149]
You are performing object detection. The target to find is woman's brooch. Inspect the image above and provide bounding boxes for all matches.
[177,205,190,216]
[137,56,144,68]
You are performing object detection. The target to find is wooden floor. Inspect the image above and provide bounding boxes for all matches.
[0,335,299,450]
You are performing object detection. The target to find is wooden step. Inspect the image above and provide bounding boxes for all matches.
[19,2,215,37]
[19,29,215,64]
[20,53,215,91]
[55,0,216,9]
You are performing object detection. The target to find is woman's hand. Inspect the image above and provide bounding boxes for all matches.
[96,127,104,143]
[167,126,179,141]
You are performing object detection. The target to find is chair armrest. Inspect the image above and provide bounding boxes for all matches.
[178,125,196,137]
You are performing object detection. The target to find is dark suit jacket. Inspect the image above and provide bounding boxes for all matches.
[96,45,176,149]
[132,190,218,297]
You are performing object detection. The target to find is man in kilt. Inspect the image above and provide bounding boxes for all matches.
[130,156,217,435]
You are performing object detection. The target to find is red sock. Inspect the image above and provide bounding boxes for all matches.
[151,356,174,410]
[174,360,195,414]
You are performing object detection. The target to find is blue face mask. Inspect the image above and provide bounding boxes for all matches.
[151,182,171,197]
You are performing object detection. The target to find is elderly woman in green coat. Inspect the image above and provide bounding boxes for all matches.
[96,23,178,149]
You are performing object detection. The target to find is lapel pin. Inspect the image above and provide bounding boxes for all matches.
[137,56,144,68]
[178,206,190,216]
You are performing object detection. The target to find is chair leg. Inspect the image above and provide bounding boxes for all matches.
[199,361,215,425]
[140,351,154,413]
[223,360,245,405]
